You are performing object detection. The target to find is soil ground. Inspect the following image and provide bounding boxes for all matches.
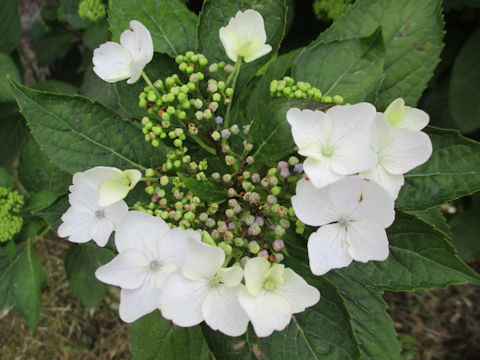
[0,237,479,360]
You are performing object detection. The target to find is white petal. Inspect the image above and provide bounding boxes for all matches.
[331,139,377,174]
[92,42,132,83]
[182,238,224,281]
[381,129,432,175]
[327,102,376,142]
[399,106,430,131]
[120,20,153,80]
[325,176,366,215]
[159,272,208,327]
[308,224,353,276]
[303,157,344,188]
[58,206,95,243]
[275,268,320,313]
[370,113,394,153]
[202,285,249,337]
[238,287,292,337]
[243,257,270,296]
[219,26,238,62]
[349,178,396,227]
[291,178,338,226]
[115,211,169,253]
[119,273,162,323]
[360,165,405,200]
[80,166,125,192]
[90,217,114,247]
[218,265,243,287]
[384,98,405,127]
[98,180,130,207]
[287,108,331,149]
[243,43,272,63]
[95,249,150,289]
[104,200,128,229]
[68,180,99,211]
[347,220,390,262]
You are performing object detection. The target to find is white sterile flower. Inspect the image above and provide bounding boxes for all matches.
[95,211,195,323]
[160,239,249,337]
[93,20,153,83]
[287,103,377,188]
[219,9,272,63]
[238,257,320,337]
[292,176,395,276]
[58,176,128,247]
[384,98,430,131]
[73,166,142,208]
[360,114,433,199]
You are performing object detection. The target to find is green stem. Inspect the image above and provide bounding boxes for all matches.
[190,133,217,155]
[223,58,242,130]
[141,71,162,99]
[222,253,233,267]
[31,225,51,245]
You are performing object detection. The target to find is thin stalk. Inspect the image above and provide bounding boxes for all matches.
[141,71,162,99]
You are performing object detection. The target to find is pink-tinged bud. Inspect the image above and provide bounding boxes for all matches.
[272,239,285,252]
[260,177,269,187]
[249,192,260,204]
[293,163,304,173]
[245,215,255,226]
[228,222,236,230]
[211,229,220,239]
[221,129,231,139]
[266,195,277,205]
[243,124,251,134]
[227,188,237,198]
[233,205,242,214]
[246,156,254,165]
[241,256,249,268]
[280,167,290,178]
[274,225,285,237]
[269,176,278,186]
[277,161,288,171]
[225,208,235,218]
[248,224,261,236]
[278,206,288,217]
[254,216,264,227]
[205,218,216,228]
[222,145,230,153]
[251,173,260,182]
[159,198,168,206]
[257,250,269,259]
[218,223,228,233]
[228,198,238,207]
[151,194,159,203]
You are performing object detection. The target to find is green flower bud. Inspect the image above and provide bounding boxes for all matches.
[225,88,234,97]
[334,95,344,104]
[217,81,226,90]
[271,186,281,196]
[211,131,221,141]
[160,176,169,186]
[145,168,155,177]
[145,186,155,195]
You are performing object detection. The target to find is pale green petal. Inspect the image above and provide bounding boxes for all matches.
[123,169,142,189]
[264,263,285,286]
[243,257,270,296]
[384,98,405,126]
[98,180,130,207]
[218,265,243,287]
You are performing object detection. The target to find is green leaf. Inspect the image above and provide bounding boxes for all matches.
[0,0,21,54]
[108,0,197,57]
[64,243,115,309]
[340,212,480,290]
[31,80,77,95]
[36,196,69,232]
[9,78,165,173]
[293,28,385,103]
[115,53,179,119]
[0,167,13,188]
[0,245,16,314]
[198,0,287,88]
[326,272,402,360]
[407,207,451,236]
[60,0,93,29]
[0,102,27,166]
[397,127,480,211]
[35,29,73,66]
[129,311,210,360]
[203,269,361,360]
[248,98,332,168]
[449,26,480,133]
[244,49,301,120]
[24,189,58,213]
[11,241,47,330]
[0,53,22,102]
[178,173,227,203]
[313,0,444,109]
[18,135,71,196]
[449,193,480,262]
[80,66,118,109]
[83,19,110,50]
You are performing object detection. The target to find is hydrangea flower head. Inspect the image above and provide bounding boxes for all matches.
[73,166,141,207]
[95,211,195,322]
[58,175,128,247]
[219,9,272,63]
[292,176,395,275]
[93,20,153,83]
[287,103,377,188]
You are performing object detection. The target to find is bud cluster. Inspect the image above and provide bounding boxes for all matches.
[270,76,345,104]
[0,187,24,243]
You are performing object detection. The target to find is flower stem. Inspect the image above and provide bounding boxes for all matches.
[190,133,217,155]
[223,58,242,131]
[141,71,162,99]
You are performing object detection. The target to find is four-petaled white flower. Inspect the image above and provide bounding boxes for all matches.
[160,238,249,337]
[93,20,153,83]
[238,257,320,337]
[74,166,141,207]
[287,104,378,188]
[58,176,128,247]
[95,211,194,323]
[292,176,395,276]
[219,9,272,63]
[384,98,430,131]
[360,114,433,199]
